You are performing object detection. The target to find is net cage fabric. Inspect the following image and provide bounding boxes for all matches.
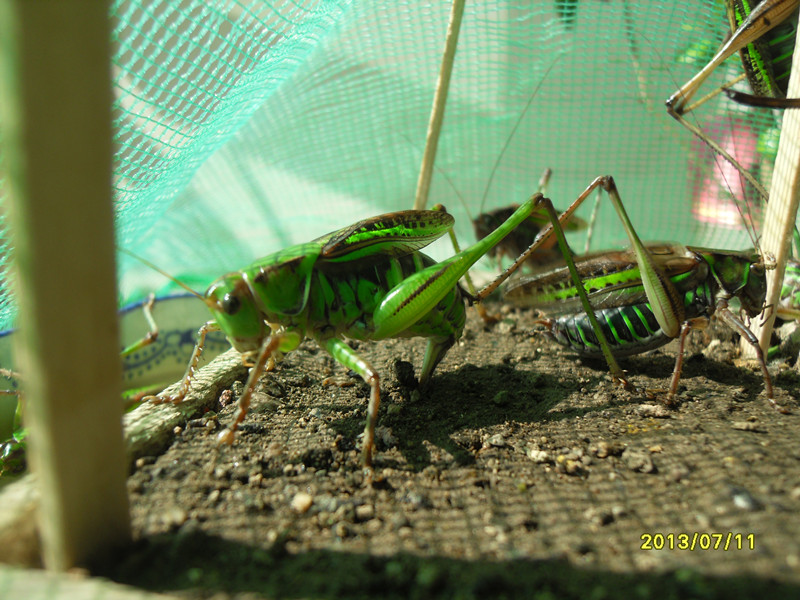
[0,1,783,331]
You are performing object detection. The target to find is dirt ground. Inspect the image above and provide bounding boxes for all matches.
[102,303,800,599]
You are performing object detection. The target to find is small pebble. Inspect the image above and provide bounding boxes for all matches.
[355,504,375,522]
[621,448,656,473]
[731,421,764,432]
[485,433,507,448]
[636,404,671,418]
[291,492,313,514]
[527,448,550,463]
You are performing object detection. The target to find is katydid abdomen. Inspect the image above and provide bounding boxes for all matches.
[304,252,465,346]
[546,302,678,358]
[532,247,724,358]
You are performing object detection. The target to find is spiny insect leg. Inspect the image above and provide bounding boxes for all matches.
[120,293,159,357]
[325,337,380,467]
[217,333,285,445]
[147,319,220,405]
[715,302,786,413]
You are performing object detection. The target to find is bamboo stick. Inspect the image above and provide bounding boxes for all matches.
[413,0,466,210]
[0,0,130,569]
[747,9,800,359]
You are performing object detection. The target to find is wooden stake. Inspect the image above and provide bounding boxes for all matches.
[413,0,466,210]
[747,9,800,359]
[0,0,130,569]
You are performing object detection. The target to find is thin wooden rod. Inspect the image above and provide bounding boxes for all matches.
[413,0,466,210]
[0,0,130,569]
[748,9,800,358]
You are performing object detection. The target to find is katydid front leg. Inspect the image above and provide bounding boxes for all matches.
[145,320,222,405]
[714,300,782,412]
[120,293,159,357]
[217,332,294,445]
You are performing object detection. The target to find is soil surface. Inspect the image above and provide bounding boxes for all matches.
[103,303,800,599]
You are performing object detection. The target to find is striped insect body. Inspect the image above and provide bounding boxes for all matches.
[512,245,766,359]
[502,176,785,412]
[148,196,580,467]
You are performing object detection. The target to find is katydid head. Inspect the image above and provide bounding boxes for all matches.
[203,245,318,352]
[246,250,316,317]
[741,259,768,318]
[708,251,768,318]
[205,274,267,353]
[121,248,270,352]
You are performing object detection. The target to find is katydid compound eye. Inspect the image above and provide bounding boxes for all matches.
[221,293,241,315]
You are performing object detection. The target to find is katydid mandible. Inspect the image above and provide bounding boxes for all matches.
[146,195,586,467]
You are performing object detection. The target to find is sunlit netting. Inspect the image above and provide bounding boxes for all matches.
[0,1,788,331]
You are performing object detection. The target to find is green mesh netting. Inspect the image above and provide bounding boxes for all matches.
[0,0,787,331]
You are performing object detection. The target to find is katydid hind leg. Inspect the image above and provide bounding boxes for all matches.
[538,196,632,390]
[602,176,684,339]
[373,196,543,339]
[432,203,498,323]
[477,177,620,301]
[665,108,768,202]
[499,176,685,394]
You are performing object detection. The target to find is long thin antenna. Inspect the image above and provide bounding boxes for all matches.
[479,58,561,214]
[120,249,204,300]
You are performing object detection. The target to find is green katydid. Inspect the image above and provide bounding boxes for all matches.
[504,175,789,413]
[669,0,799,113]
[721,0,800,109]
[144,194,597,467]
[666,0,800,201]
